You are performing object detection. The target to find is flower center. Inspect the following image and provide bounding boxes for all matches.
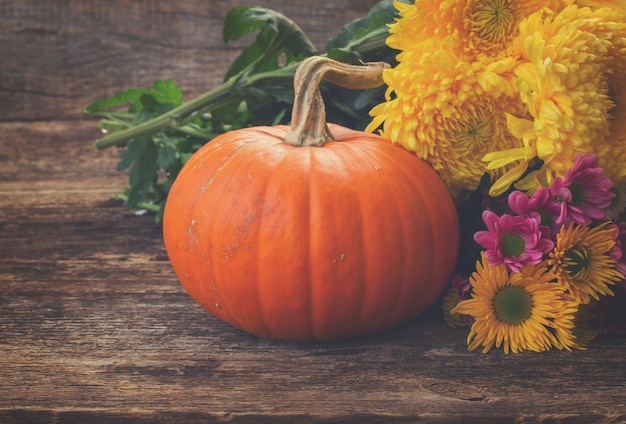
[568,181,585,206]
[564,245,591,280]
[501,232,525,257]
[453,108,493,152]
[493,285,533,325]
[470,0,516,45]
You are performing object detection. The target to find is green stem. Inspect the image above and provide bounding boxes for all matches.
[174,125,222,140]
[93,77,238,150]
[92,28,389,150]
[91,111,135,120]
[92,64,300,150]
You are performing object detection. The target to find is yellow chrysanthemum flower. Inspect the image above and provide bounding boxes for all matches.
[452,254,579,354]
[571,301,601,349]
[484,5,626,194]
[593,48,626,187]
[368,49,523,196]
[575,0,626,16]
[442,287,473,327]
[368,0,575,197]
[387,0,570,59]
[548,222,624,304]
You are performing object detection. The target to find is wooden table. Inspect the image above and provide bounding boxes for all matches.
[2,1,625,422]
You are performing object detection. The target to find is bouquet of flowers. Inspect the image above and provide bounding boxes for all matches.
[88,0,626,352]
[368,0,626,353]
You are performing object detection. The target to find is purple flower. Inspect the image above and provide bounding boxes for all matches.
[451,274,472,300]
[474,210,554,273]
[449,274,474,325]
[508,188,561,232]
[549,154,614,226]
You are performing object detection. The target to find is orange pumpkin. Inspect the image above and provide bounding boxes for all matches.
[163,57,459,340]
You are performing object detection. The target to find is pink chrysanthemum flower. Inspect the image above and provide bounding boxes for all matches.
[549,154,614,226]
[451,274,472,301]
[474,210,554,273]
[508,188,561,232]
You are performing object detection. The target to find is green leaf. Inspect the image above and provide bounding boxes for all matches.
[152,79,184,105]
[323,0,399,68]
[87,3,401,222]
[324,0,397,54]
[85,87,154,114]
[156,141,180,171]
[318,0,400,131]
[85,79,183,114]
[222,6,317,80]
[117,135,159,208]
[132,94,178,123]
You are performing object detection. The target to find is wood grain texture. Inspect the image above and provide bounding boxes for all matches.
[1,121,626,424]
[0,0,381,121]
[1,0,626,422]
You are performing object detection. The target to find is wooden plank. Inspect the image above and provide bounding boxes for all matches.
[2,235,626,423]
[2,0,626,420]
[1,120,626,422]
[0,0,382,121]
[0,121,121,180]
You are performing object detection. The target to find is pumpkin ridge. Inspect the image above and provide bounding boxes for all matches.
[307,147,321,339]
[309,144,370,339]
[381,161,413,328]
[253,146,316,339]
[334,142,391,332]
[243,142,282,338]
[356,142,415,329]
[417,163,459,288]
[349,140,452,325]
[399,166,438,323]
[204,139,256,331]
[353,147,389,328]
[207,136,282,335]
[164,138,249,329]
[394,152,439,324]
[386,149,458,316]
[347,153,370,336]
[321,140,409,334]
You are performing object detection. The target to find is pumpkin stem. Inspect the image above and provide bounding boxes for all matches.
[284,57,390,147]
